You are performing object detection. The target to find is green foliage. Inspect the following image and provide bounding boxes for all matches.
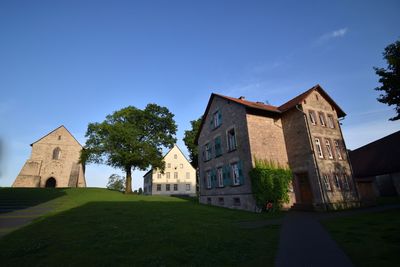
[81,104,177,193]
[249,159,292,211]
[106,174,125,192]
[374,39,400,121]
[183,116,202,168]
[138,188,143,195]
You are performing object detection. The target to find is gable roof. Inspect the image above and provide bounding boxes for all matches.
[142,144,193,178]
[278,84,346,117]
[195,84,346,144]
[30,125,83,147]
[349,130,400,179]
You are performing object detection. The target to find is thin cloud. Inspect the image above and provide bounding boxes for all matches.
[316,27,348,44]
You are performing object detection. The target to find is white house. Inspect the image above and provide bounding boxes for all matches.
[143,145,196,196]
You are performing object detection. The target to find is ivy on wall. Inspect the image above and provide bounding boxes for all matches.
[249,159,292,211]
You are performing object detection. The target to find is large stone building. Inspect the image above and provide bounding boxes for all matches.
[143,145,196,196]
[196,85,358,211]
[12,125,86,188]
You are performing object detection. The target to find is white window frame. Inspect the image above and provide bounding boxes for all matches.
[315,138,324,158]
[327,114,335,128]
[334,140,342,160]
[166,172,170,179]
[157,173,162,179]
[325,139,333,159]
[173,184,178,191]
[309,111,316,125]
[156,184,161,191]
[166,184,170,191]
[205,143,212,161]
[217,167,223,187]
[186,184,190,191]
[174,172,178,179]
[323,174,331,191]
[167,163,171,168]
[319,112,326,127]
[227,128,237,151]
[206,170,212,189]
[213,110,220,128]
[231,162,240,185]
[334,174,341,190]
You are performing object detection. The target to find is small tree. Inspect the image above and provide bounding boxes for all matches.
[107,174,125,192]
[374,39,400,121]
[81,104,177,194]
[183,117,202,168]
[138,188,143,195]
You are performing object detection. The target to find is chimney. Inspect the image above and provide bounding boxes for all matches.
[239,96,245,100]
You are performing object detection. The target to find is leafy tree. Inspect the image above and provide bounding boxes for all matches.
[81,104,177,194]
[374,39,400,121]
[138,188,143,195]
[107,174,125,192]
[183,117,202,168]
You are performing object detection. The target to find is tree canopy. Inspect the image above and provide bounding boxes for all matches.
[374,39,400,121]
[106,174,125,192]
[81,104,177,193]
[183,116,202,168]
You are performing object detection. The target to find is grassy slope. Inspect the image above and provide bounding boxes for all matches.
[0,188,281,266]
[324,208,400,267]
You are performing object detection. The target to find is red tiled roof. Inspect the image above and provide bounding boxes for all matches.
[214,93,281,113]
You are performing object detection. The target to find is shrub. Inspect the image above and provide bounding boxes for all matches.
[249,159,292,211]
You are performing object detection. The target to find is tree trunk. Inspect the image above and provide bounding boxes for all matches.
[125,166,133,194]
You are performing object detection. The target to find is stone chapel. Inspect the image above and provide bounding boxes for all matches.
[12,125,86,188]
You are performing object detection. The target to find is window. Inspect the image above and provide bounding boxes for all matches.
[218,197,224,205]
[227,128,237,151]
[213,110,222,128]
[157,173,161,179]
[167,163,171,168]
[174,184,178,191]
[207,197,211,204]
[174,172,178,179]
[309,111,317,125]
[156,184,161,191]
[325,139,333,159]
[231,162,240,185]
[343,175,350,190]
[58,135,61,140]
[180,164,183,169]
[334,140,342,160]
[327,114,335,128]
[174,154,177,159]
[166,184,170,191]
[315,94,319,101]
[319,112,326,127]
[166,172,170,179]
[206,171,211,189]
[52,147,61,160]
[186,172,190,179]
[214,136,222,157]
[186,184,190,191]
[315,138,324,158]
[233,197,241,206]
[217,167,223,187]
[334,174,341,190]
[204,143,212,161]
[323,175,331,191]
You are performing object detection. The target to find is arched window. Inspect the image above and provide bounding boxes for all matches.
[52,147,61,160]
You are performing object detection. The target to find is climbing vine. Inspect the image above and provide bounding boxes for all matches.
[249,159,292,211]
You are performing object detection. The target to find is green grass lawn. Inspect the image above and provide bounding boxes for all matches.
[324,208,400,267]
[0,188,281,266]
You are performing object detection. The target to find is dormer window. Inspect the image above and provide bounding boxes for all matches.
[52,147,61,160]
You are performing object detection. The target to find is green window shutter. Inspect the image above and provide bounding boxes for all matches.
[215,136,222,157]
[211,169,216,188]
[238,161,244,185]
[223,165,232,186]
[218,110,222,126]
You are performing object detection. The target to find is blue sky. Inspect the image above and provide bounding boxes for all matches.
[1,0,399,189]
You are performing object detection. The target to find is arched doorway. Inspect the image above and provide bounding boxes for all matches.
[45,177,57,188]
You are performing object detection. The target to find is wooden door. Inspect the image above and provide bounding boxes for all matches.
[297,173,313,204]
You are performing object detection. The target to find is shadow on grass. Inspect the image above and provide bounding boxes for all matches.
[0,200,280,266]
[0,188,66,213]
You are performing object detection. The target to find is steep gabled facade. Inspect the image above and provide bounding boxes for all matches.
[196,85,358,211]
[12,125,86,188]
[143,145,196,196]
